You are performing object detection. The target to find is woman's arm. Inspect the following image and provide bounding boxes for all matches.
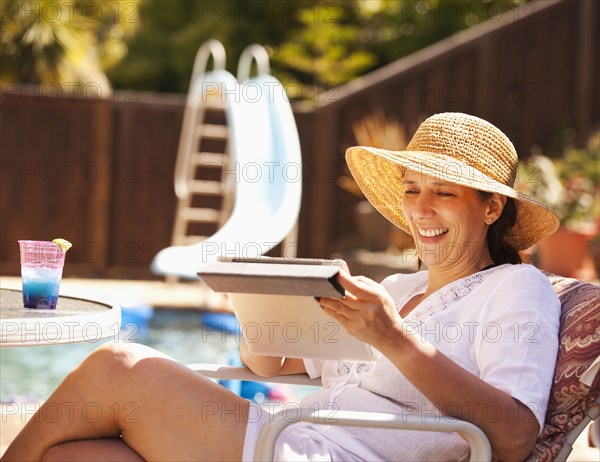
[319,271,540,461]
[239,338,306,377]
[385,329,539,460]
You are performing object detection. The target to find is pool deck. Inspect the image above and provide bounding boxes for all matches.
[0,276,231,311]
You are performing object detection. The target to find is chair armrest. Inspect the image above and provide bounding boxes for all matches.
[186,363,321,386]
[188,363,492,461]
[254,409,492,462]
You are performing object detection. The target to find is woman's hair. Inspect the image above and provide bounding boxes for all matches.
[477,191,521,265]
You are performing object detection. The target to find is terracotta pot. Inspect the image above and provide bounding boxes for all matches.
[589,236,600,278]
[537,227,598,281]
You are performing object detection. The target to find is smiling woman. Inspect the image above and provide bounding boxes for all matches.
[314,113,562,460]
[1,113,564,462]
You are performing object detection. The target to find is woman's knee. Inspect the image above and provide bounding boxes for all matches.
[78,343,163,381]
[84,343,135,374]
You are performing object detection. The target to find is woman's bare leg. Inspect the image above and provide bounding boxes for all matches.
[41,438,144,462]
[1,342,252,461]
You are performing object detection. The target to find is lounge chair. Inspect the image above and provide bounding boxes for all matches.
[188,273,600,461]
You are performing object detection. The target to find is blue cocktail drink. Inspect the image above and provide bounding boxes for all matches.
[21,267,62,308]
[18,240,69,309]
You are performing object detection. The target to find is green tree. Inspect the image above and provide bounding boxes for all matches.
[107,0,306,93]
[262,0,522,101]
[273,2,375,102]
[354,0,521,68]
[1,0,139,94]
[2,0,523,99]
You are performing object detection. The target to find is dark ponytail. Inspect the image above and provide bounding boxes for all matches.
[477,192,521,265]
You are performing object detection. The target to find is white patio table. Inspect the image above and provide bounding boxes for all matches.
[0,288,120,347]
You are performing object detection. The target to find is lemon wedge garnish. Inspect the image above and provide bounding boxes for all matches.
[53,238,72,251]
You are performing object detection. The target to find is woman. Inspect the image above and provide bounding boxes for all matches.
[2,113,560,461]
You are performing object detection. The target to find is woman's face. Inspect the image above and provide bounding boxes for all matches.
[401,170,499,270]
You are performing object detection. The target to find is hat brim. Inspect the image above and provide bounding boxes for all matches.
[346,146,560,251]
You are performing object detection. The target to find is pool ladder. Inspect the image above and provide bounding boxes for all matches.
[168,41,272,281]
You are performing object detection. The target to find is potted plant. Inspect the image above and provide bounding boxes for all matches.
[517,131,599,280]
[339,111,415,252]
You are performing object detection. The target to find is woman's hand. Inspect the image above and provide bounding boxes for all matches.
[318,271,403,350]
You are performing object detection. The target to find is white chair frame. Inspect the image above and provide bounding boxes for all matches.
[188,363,492,461]
[188,363,599,462]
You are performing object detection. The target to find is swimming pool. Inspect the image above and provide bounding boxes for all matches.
[0,309,240,403]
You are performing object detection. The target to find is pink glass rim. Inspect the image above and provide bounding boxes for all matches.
[18,240,66,266]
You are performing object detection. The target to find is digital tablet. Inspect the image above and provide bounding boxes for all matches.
[198,257,376,362]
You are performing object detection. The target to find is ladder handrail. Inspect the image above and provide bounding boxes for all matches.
[175,40,228,200]
[237,44,270,82]
[190,39,226,87]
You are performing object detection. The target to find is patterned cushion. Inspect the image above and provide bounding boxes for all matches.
[525,274,600,461]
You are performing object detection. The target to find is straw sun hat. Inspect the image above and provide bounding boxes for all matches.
[346,112,559,251]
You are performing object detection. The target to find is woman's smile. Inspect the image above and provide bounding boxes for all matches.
[416,227,449,240]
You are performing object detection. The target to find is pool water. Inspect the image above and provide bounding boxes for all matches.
[0,309,240,403]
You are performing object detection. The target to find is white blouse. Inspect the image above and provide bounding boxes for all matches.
[299,263,560,461]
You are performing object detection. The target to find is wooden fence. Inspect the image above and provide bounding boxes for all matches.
[0,0,597,278]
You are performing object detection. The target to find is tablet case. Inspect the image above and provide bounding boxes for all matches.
[198,257,376,362]
[198,257,347,297]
